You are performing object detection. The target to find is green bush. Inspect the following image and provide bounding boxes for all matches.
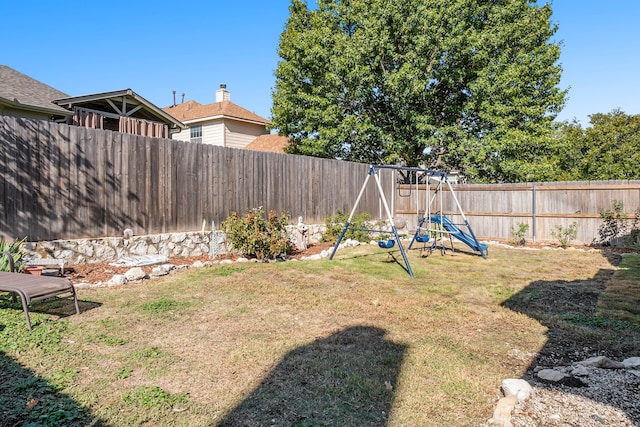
[222,208,294,260]
[597,200,640,248]
[323,210,372,242]
[0,237,26,272]
[598,200,626,244]
[509,222,529,246]
[551,222,578,248]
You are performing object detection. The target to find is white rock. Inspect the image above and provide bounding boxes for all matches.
[236,257,249,263]
[220,259,233,265]
[108,274,128,286]
[192,260,206,268]
[124,267,147,281]
[501,378,533,403]
[622,357,640,369]
[309,254,323,261]
[172,233,187,243]
[150,265,171,277]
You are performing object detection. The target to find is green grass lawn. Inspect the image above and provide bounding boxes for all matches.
[1,244,638,426]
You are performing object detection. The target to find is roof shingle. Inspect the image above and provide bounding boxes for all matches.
[244,134,290,153]
[0,65,71,114]
[163,100,270,125]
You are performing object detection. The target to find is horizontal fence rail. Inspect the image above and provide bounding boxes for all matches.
[394,181,640,244]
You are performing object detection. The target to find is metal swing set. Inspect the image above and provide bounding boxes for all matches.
[329,164,487,279]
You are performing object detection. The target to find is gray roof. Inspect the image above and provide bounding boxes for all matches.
[0,65,72,116]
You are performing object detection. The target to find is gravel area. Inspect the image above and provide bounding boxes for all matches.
[509,367,640,426]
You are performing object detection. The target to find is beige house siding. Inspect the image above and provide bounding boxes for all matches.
[225,120,268,149]
[170,127,189,141]
[172,118,267,148]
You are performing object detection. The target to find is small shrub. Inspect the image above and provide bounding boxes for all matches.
[509,222,529,246]
[0,237,27,272]
[323,210,372,242]
[551,222,578,248]
[222,207,294,260]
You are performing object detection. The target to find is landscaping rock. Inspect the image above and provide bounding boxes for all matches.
[537,369,568,383]
[501,379,533,403]
[578,356,625,369]
[488,395,517,427]
[150,265,172,277]
[570,365,590,376]
[124,267,147,281]
[108,274,127,286]
[623,357,640,369]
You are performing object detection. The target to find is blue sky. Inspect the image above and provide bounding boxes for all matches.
[2,1,638,127]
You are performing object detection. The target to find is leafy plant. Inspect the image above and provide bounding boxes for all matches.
[121,386,188,409]
[598,200,627,244]
[222,207,294,260]
[141,299,186,314]
[509,222,529,246]
[118,368,133,379]
[323,210,372,243]
[597,201,640,248]
[0,237,27,272]
[49,368,79,391]
[551,222,578,248]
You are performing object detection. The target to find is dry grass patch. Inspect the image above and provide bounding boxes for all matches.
[1,245,637,426]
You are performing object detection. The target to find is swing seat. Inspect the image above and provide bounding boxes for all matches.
[378,239,395,249]
[415,234,430,243]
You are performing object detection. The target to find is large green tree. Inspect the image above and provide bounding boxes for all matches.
[271,0,566,182]
[557,110,640,180]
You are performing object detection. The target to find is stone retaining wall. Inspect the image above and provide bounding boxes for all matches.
[21,224,326,265]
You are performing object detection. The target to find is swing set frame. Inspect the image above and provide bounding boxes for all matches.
[329,164,486,279]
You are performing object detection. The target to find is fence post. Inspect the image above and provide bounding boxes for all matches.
[532,184,537,242]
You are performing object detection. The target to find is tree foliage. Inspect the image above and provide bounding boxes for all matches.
[557,110,640,180]
[271,0,566,182]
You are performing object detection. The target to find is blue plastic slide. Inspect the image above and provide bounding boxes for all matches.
[430,215,488,256]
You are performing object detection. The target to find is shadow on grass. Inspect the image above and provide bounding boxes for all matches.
[0,350,109,427]
[502,252,640,423]
[216,326,406,427]
[0,293,101,329]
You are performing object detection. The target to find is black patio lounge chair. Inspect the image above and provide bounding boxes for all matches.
[0,251,80,330]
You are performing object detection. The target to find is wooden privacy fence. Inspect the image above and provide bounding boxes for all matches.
[2,115,640,244]
[0,116,386,241]
[394,180,640,244]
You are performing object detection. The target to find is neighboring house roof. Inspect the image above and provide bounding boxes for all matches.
[54,89,185,130]
[244,134,290,153]
[0,64,72,118]
[163,100,270,126]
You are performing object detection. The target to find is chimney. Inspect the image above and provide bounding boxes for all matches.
[216,83,230,103]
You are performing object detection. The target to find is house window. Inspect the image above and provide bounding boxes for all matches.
[190,125,202,143]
